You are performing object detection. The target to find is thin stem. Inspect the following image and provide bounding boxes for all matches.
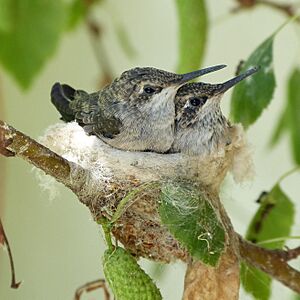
[277,166,300,185]
[75,279,110,300]
[0,219,21,289]
[98,217,114,251]
[257,235,300,245]
[110,182,160,225]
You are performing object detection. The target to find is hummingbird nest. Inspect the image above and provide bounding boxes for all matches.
[37,121,253,262]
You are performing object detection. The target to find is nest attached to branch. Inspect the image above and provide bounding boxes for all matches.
[37,122,253,263]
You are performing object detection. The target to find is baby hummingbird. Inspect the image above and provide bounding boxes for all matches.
[171,67,259,155]
[51,65,225,153]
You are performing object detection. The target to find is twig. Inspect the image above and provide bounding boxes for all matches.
[75,279,110,300]
[258,0,295,17]
[0,219,21,289]
[0,120,86,192]
[233,0,300,21]
[239,235,300,293]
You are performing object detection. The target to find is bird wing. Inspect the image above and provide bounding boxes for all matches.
[71,91,123,139]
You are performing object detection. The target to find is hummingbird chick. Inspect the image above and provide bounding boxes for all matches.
[50,65,225,153]
[171,67,259,156]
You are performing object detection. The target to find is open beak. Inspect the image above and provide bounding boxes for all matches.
[215,66,260,94]
[177,64,227,86]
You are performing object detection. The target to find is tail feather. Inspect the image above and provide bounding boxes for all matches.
[51,82,76,122]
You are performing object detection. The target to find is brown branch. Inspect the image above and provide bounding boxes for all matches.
[0,120,86,192]
[284,245,300,260]
[183,248,240,300]
[233,0,299,21]
[238,235,300,294]
[257,0,295,17]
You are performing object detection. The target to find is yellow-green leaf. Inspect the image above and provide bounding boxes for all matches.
[230,34,276,128]
[0,0,67,89]
[159,181,225,266]
[176,0,208,73]
[241,185,295,299]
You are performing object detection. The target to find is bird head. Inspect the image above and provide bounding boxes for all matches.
[175,67,259,128]
[109,65,227,113]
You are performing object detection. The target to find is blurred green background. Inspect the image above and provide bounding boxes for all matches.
[0,0,300,299]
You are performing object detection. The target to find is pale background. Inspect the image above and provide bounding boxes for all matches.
[1,0,300,299]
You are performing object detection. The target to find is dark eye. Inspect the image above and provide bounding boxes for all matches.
[143,86,156,94]
[189,96,208,106]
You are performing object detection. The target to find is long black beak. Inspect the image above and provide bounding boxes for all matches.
[216,66,260,94]
[178,64,227,85]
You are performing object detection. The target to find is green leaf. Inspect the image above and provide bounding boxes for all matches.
[0,0,67,89]
[67,0,103,30]
[241,185,295,299]
[159,181,225,266]
[293,293,300,300]
[247,185,294,249]
[269,68,300,165]
[0,0,13,32]
[287,68,300,164]
[230,34,276,128]
[269,108,288,147]
[176,0,208,73]
[67,0,88,29]
[241,263,271,300]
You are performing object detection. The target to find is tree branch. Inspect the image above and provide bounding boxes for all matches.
[183,247,240,300]
[0,120,86,192]
[239,235,300,294]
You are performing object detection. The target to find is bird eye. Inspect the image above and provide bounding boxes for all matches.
[189,96,208,106]
[143,86,156,94]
